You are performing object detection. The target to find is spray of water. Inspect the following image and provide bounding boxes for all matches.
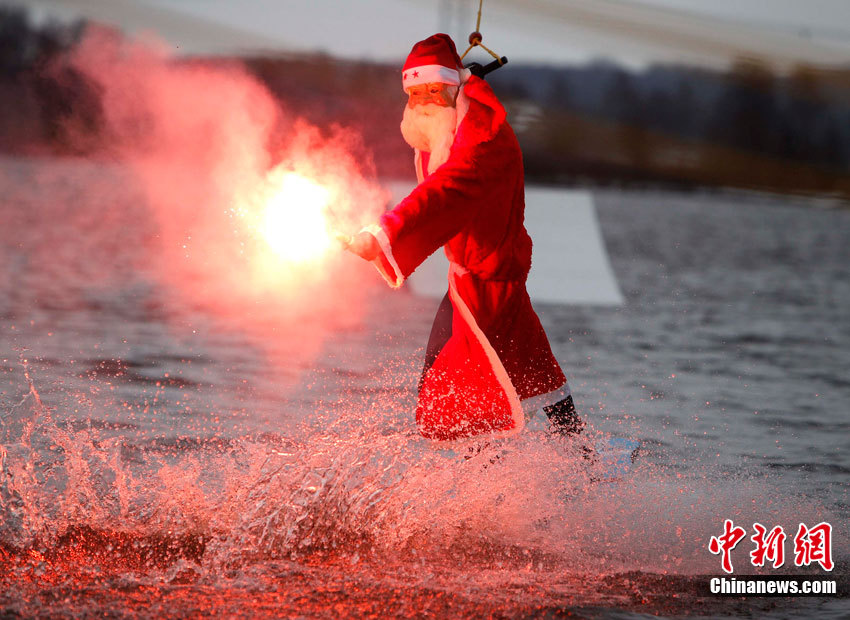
[1,345,846,616]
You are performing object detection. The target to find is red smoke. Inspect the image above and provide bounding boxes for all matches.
[60,26,389,356]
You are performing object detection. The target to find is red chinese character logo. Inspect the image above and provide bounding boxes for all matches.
[750,523,786,568]
[794,522,834,571]
[709,519,747,573]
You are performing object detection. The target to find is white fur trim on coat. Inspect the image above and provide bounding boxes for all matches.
[521,384,572,421]
[448,262,525,435]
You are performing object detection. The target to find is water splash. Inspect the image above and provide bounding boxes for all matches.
[1,355,846,618]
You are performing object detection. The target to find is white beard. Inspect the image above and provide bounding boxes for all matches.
[400,103,457,174]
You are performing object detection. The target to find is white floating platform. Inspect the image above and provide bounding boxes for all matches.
[384,182,624,306]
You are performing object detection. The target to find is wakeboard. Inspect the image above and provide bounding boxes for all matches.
[592,436,640,481]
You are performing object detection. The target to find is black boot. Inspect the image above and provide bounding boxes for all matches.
[544,395,595,461]
[543,395,585,437]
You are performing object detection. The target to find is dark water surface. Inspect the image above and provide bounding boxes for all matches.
[1,156,848,617]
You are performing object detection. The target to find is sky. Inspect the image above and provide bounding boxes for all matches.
[11,0,850,71]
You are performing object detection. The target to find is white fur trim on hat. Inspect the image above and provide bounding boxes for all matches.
[403,64,460,90]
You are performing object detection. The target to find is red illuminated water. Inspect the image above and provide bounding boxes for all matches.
[2,154,848,617]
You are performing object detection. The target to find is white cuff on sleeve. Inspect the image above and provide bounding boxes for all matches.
[362,223,404,289]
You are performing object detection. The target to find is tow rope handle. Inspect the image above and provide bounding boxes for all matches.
[465,55,508,79]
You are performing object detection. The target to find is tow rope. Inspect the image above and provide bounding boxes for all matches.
[460,0,508,78]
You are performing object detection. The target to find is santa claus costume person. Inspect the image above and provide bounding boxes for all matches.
[346,34,584,441]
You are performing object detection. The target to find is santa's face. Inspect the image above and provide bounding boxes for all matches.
[406,82,457,108]
[400,82,458,163]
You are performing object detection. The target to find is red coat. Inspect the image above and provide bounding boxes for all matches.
[370,76,568,440]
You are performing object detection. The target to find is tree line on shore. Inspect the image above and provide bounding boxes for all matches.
[2,7,850,198]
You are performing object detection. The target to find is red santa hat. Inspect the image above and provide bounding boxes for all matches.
[402,33,466,91]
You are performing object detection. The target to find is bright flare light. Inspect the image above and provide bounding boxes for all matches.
[261,172,333,263]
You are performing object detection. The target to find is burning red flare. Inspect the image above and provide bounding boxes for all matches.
[258,170,334,264]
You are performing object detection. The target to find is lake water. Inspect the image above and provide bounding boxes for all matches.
[1,155,848,617]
